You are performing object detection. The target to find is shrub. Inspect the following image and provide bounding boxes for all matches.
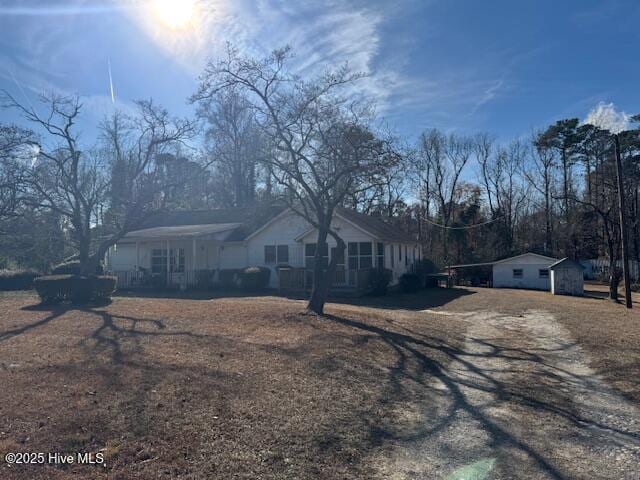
[195,270,215,290]
[219,269,242,290]
[239,266,271,291]
[367,268,392,296]
[399,273,422,293]
[150,273,167,290]
[0,269,40,291]
[92,275,117,299]
[34,275,117,304]
[51,261,81,275]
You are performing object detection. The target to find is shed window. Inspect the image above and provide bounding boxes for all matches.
[513,268,523,278]
[539,269,549,279]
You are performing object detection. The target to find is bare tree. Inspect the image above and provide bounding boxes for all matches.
[0,125,32,224]
[193,46,397,314]
[476,139,528,253]
[416,129,473,263]
[524,135,557,254]
[2,92,195,274]
[196,89,267,207]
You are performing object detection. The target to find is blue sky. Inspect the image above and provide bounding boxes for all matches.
[1,0,638,143]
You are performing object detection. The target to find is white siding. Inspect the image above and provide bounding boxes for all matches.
[218,244,247,269]
[551,267,584,296]
[492,254,555,290]
[109,243,136,270]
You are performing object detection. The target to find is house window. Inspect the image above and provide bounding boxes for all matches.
[390,244,395,268]
[264,245,276,264]
[347,242,373,270]
[398,244,402,262]
[265,245,289,264]
[152,248,184,274]
[376,242,385,269]
[513,268,523,278]
[405,245,408,266]
[539,269,549,279]
[277,245,289,264]
[151,249,167,274]
[305,243,328,269]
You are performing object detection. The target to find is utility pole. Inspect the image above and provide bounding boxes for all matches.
[614,134,632,309]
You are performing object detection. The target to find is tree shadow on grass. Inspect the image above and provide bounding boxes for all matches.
[310,312,640,480]
[0,304,74,342]
[327,287,475,311]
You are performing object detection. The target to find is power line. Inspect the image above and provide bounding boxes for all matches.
[421,215,505,230]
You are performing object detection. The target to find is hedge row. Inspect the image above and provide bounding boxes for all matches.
[0,269,40,291]
[34,275,117,304]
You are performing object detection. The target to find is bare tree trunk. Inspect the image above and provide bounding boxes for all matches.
[604,222,619,302]
[306,226,345,315]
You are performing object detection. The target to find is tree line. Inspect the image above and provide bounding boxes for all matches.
[0,46,638,312]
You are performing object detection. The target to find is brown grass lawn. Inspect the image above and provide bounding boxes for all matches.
[0,286,638,479]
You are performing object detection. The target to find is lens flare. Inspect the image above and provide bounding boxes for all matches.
[152,0,195,30]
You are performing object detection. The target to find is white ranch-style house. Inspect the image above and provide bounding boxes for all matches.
[106,206,421,291]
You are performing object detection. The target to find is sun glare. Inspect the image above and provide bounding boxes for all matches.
[152,0,195,30]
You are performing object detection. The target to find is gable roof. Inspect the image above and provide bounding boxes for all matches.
[124,205,416,244]
[125,223,242,240]
[335,207,416,243]
[130,205,286,242]
[549,257,585,270]
[493,252,558,265]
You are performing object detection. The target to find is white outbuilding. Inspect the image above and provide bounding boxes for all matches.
[549,258,585,296]
[491,253,558,290]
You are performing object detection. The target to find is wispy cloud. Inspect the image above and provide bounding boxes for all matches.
[0,1,139,16]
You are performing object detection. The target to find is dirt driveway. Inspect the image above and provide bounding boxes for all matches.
[371,306,640,479]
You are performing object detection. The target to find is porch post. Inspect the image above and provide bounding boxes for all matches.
[192,237,197,272]
[166,239,170,283]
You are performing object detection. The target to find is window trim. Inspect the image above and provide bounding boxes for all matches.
[152,248,184,274]
[347,241,374,270]
[265,244,290,265]
[376,242,385,269]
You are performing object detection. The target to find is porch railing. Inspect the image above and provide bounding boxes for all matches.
[278,267,371,293]
[110,269,217,290]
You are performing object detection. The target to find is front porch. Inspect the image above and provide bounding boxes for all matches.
[278,267,372,294]
[111,268,218,290]
[106,223,240,290]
